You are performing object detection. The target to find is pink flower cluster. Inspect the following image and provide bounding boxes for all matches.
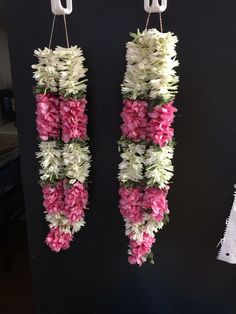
[120,99,176,264]
[64,182,88,223]
[121,99,148,141]
[42,181,64,214]
[42,180,88,252]
[35,90,90,252]
[36,95,88,143]
[119,187,169,265]
[60,98,88,143]
[121,99,177,146]
[36,94,60,140]
[147,101,177,146]
[45,227,73,252]
[119,187,144,223]
[128,233,156,266]
[119,187,169,224]
[142,187,169,222]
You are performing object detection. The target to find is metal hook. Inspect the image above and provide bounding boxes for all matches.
[144,0,167,13]
[51,0,73,15]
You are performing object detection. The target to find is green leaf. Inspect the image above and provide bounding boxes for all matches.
[146,251,154,265]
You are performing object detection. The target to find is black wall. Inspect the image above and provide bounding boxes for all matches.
[6,0,236,313]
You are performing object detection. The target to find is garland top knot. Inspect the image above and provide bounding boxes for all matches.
[32,46,88,98]
[122,29,179,104]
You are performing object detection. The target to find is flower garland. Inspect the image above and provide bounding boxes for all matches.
[119,29,179,266]
[32,46,91,252]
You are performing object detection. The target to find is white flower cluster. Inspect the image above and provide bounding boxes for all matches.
[118,142,174,188]
[118,143,145,183]
[56,46,88,97]
[36,141,91,184]
[125,214,166,264]
[32,46,87,96]
[122,29,179,102]
[145,144,174,188]
[32,48,59,93]
[125,214,164,244]
[36,141,62,182]
[62,142,91,185]
[46,212,85,234]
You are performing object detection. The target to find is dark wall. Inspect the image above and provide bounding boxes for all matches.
[6,0,236,313]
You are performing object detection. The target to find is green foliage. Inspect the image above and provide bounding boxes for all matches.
[163,214,170,225]
[59,90,87,100]
[146,251,154,264]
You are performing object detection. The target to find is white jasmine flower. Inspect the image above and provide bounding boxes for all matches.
[32,48,59,93]
[118,143,145,183]
[46,213,85,235]
[125,214,164,244]
[71,219,86,234]
[32,46,88,96]
[46,212,70,231]
[36,141,62,182]
[144,216,164,237]
[122,29,179,102]
[55,46,88,97]
[62,142,91,185]
[145,144,174,188]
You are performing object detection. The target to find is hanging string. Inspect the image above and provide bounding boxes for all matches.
[145,12,164,32]
[49,15,56,49]
[63,14,70,48]
[48,14,70,49]
[145,12,151,30]
[159,12,164,33]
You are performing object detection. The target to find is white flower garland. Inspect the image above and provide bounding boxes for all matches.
[122,29,179,102]
[36,141,62,182]
[32,45,88,97]
[118,143,145,184]
[46,213,85,234]
[56,46,88,98]
[125,214,164,243]
[62,142,91,185]
[32,48,59,93]
[36,141,91,185]
[118,141,174,188]
[145,144,174,188]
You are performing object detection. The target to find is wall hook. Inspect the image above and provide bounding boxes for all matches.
[51,0,73,15]
[144,0,167,13]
